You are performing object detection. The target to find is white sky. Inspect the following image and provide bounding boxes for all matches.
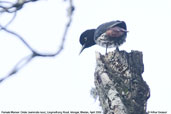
[0,0,171,113]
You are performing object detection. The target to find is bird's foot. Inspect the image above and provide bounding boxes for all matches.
[116,47,119,52]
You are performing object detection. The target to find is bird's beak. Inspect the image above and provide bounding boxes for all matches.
[123,29,129,33]
[79,44,86,55]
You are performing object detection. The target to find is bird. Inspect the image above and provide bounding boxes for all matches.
[79,20,128,54]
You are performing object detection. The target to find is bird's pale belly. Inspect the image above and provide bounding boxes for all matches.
[95,33,121,48]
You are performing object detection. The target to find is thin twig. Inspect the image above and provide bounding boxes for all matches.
[0,25,36,53]
[0,54,35,83]
[0,0,75,83]
[0,0,41,13]
[0,1,15,13]
[35,0,74,57]
[0,12,17,31]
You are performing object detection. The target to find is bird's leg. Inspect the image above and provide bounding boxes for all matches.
[116,46,119,51]
[105,43,108,55]
[116,44,119,52]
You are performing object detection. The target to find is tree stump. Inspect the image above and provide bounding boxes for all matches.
[94,50,150,114]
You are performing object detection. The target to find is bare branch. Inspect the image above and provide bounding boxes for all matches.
[34,0,75,57]
[0,25,36,53]
[0,0,75,83]
[0,12,17,31]
[0,0,41,13]
[0,54,35,83]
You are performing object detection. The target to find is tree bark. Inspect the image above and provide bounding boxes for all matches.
[94,50,150,114]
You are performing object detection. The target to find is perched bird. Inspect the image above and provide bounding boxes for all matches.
[79,20,128,54]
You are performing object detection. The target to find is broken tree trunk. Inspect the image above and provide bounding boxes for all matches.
[94,50,150,114]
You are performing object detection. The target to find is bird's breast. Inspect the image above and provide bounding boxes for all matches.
[95,30,127,48]
[95,32,116,48]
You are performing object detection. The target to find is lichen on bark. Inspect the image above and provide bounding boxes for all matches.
[94,50,150,114]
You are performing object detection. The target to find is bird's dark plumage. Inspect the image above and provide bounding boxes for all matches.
[79,20,128,54]
[79,29,96,54]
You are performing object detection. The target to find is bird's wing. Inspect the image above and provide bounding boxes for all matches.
[94,20,126,40]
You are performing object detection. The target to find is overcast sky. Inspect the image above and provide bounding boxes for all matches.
[0,0,171,113]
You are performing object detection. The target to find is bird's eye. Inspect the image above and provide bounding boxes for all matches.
[84,37,87,41]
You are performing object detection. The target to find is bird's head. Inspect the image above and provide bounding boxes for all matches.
[79,29,96,54]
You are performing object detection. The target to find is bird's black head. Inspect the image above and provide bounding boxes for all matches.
[79,29,96,54]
